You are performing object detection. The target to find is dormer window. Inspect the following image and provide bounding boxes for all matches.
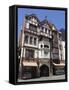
[45,28,47,33]
[41,27,44,32]
[48,30,50,34]
[29,24,37,31]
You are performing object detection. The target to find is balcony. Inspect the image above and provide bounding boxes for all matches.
[25,28,38,35]
[39,32,52,38]
[24,43,38,49]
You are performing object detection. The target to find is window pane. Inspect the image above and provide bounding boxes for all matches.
[48,30,50,34]
[44,50,48,55]
[44,45,49,48]
[30,37,33,44]
[41,45,43,48]
[34,38,37,45]
[45,28,47,33]
[25,35,28,44]
[25,49,34,59]
[53,53,59,59]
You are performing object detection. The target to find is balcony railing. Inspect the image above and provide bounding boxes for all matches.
[39,32,52,38]
[25,28,38,34]
[25,29,52,38]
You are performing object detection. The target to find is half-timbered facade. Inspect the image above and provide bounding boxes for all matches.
[18,14,65,79]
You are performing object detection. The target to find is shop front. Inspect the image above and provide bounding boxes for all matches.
[22,61,38,79]
[53,62,65,75]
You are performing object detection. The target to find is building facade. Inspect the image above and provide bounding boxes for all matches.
[18,14,65,79]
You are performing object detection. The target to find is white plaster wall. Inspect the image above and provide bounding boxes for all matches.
[39,50,50,59]
[38,38,50,59]
[26,21,29,29]
[34,50,38,58]
[62,41,65,60]
[59,41,65,61]
[59,50,61,60]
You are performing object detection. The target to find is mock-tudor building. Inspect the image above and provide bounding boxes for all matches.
[18,14,65,79]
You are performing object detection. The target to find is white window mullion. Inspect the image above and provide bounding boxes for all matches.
[47,29,48,34]
[28,36,30,44]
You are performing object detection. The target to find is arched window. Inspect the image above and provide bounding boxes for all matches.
[41,44,43,48]
[44,45,49,48]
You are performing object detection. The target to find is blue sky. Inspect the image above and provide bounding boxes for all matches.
[18,8,65,36]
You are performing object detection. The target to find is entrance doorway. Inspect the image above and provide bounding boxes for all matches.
[40,65,49,77]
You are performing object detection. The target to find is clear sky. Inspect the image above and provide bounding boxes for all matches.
[18,8,65,36]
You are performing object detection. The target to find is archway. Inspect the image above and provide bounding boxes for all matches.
[40,65,49,77]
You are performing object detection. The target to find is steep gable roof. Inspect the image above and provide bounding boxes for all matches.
[25,14,40,22]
